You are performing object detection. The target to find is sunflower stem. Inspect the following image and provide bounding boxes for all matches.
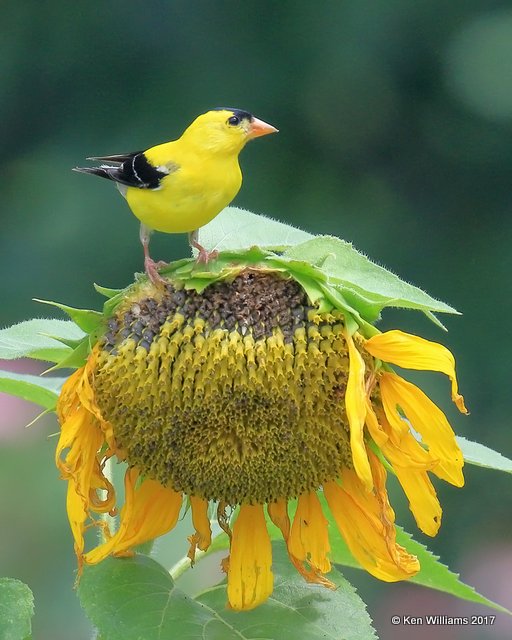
[169,553,200,581]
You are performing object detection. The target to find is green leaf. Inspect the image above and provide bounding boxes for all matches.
[0,578,34,640]
[0,370,67,410]
[33,299,103,333]
[198,206,314,252]
[93,283,124,299]
[0,319,84,362]
[457,436,512,474]
[78,546,376,640]
[258,497,509,615]
[325,519,509,614]
[397,528,511,613]
[283,236,459,322]
[196,542,377,640]
[79,555,216,640]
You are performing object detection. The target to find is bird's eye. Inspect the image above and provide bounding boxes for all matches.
[227,115,240,126]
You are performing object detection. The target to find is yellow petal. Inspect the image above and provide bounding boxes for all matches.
[393,465,442,536]
[380,372,464,487]
[88,461,116,515]
[66,481,88,558]
[289,492,331,574]
[56,367,84,423]
[56,365,120,567]
[365,330,468,413]
[367,401,436,470]
[227,504,273,611]
[345,330,372,490]
[84,468,182,564]
[269,499,335,590]
[364,399,388,448]
[187,495,212,564]
[267,499,290,540]
[324,455,420,581]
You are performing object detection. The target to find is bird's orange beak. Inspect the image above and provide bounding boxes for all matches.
[248,117,279,139]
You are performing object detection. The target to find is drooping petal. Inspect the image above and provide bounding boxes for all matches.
[365,330,468,413]
[267,499,290,540]
[226,504,273,611]
[84,468,182,564]
[393,465,442,536]
[366,401,436,470]
[366,401,442,536]
[66,481,88,559]
[364,400,388,448]
[345,330,373,490]
[56,387,111,559]
[324,454,420,581]
[187,495,212,564]
[79,348,122,457]
[380,372,464,487]
[269,499,335,590]
[289,492,331,574]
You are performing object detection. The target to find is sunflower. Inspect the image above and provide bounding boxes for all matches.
[55,267,467,611]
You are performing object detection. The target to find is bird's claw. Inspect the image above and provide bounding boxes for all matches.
[196,248,219,264]
[144,257,168,286]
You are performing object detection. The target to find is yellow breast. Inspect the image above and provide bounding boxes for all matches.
[125,149,242,234]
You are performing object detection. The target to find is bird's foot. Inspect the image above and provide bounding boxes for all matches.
[144,256,168,286]
[189,230,218,265]
[196,247,219,264]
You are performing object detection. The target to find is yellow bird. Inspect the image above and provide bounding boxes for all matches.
[74,108,278,282]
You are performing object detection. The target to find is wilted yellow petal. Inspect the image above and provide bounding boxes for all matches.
[267,499,290,540]
[56,366,120,568]
[227,504,273,611]
[367,402,436,470]
[84,468,182,564]
[66,482,88,558]
[187,496,212,564]
[56,367,83,424]
[393,466,442,536]
[364,400,388,448]
[380,372,464,487]
[289,492,331,574]
[365,330,467,413]
[324,459,420,581]
[345,330,372,490]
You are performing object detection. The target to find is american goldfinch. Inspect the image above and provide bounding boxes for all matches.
[74,108,278,282]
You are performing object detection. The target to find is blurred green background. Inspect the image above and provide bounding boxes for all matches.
[1,1,511,638]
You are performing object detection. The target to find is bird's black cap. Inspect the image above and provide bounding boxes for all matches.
[212,107,253,121]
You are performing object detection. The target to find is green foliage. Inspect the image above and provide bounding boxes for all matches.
[33,299,103,334]
[0,370,66,411]
[1,212,461,349]
[198,206,314,252]
[327,522,510,614]
[0,319,84,363]
[182,209,459,329]
[282,236,458,326]
[78,545,377,640]
[0,578,34,640]
[456,436,512,473]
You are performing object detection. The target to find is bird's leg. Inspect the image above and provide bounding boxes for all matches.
[139,223,167,284]
[189,229,218,263]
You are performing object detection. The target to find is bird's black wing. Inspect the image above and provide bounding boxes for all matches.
[86,152,144,163]
[73,151,178,190]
